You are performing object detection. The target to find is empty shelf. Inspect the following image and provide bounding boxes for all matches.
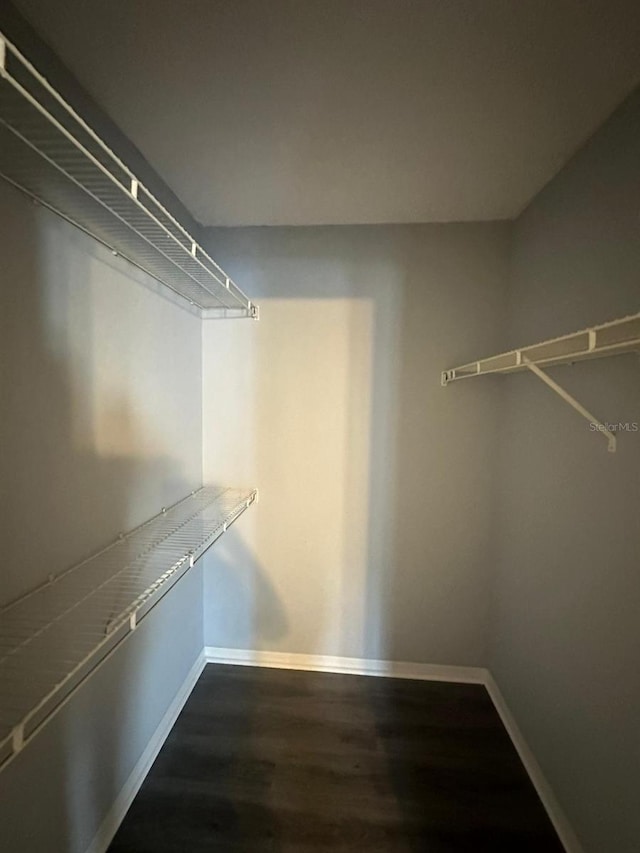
[441,313,640,385]
[0,485,257,770]
[0,33,257,319]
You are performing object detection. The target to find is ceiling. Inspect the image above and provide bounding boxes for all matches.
[13,0,640,227]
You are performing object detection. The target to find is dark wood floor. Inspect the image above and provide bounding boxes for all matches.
[109,664,564,852]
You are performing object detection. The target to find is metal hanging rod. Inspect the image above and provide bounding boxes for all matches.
[441,312,640,452]
[0,485,258,772]
[0,32,258,319]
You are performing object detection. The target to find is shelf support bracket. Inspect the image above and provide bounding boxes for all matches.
[11,724,24,753]
[522,356,616,452]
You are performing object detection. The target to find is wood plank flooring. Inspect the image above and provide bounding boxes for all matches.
[109,664,564,852]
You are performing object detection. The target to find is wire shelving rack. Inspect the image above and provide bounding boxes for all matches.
[441,312,640,452]
[0,485,257,770]
[0,32,257,318]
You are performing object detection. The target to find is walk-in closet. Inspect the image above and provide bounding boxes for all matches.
[1,3,639,852]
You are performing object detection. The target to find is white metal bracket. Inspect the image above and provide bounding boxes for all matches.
[522,356,616,452]
[201,304,260,320]
[11,724,24,753]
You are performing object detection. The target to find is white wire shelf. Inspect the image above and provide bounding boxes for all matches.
[0,33,257,319]
[441,312,640,452]
[441,313,640,385]
[0,485,257,770]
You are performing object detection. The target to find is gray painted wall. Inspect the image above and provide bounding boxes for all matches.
[489,89,640,853]
[0,179,203,603]
[201,223,510,665]
[0,176,204,849]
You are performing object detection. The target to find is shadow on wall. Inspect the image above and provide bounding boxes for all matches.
[0,178,202,853]
[0,187,197,602]
[204,527,288,649]
[202,224,510,666]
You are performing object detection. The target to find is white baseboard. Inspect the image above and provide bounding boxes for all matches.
[484,672,584,853]
[204,646,486,683]
[205,646,582,853]
[85,651,206,853]
[85,645,581,853]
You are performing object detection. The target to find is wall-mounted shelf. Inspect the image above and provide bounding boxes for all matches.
[0,485,257,771]
[0,33,257,319]
[442,312,640,452]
